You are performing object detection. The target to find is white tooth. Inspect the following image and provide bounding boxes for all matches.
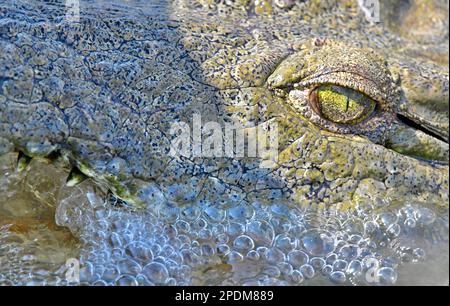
[17,151,32,172]
[66,167,88,187]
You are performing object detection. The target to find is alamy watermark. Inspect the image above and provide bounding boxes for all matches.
[169,114,279,169]
[358,0,380,23]
[364,257,380,283]
[65,0,80,22]
[65,258,80,283]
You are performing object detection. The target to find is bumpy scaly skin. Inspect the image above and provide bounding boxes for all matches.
[0,0,448,285]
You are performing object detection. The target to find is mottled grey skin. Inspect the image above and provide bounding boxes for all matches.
[0,0,448,284]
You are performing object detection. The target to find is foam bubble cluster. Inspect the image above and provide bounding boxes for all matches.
[0,155,448,285]
[54,179,450,286]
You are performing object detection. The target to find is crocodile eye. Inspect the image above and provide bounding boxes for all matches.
[309,85,377,125]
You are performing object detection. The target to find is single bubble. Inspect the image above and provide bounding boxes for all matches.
[299,264,315,279]
[217,244,231,256]
[412,248,426,262]
[378,212,398,228]
[103,266,120,282]
[349,234,363,244]
[287,250,309,268]
[136,274,153,286]
[226,251,244,264]
[116,275,138,286]
[175,220,191,233]
[118,229,134,245]
[166,278,177,286]
[277,262,293,276]
[273,218,292,234]
[330,271,346,284]
[168,252,183,266]
[178,234,191,245]
[263,266,281,278]
[93,280,108,286]
[79,262,95,282]
[414,208,436,226]
[246,250,260,261]
[142,262,169,285]
[201,243,216,257]
[274,234,296,252]
[376,267,398,285]
[289,224,307,236]
[266,247,286,264]
[334,231,349,244]
[342,219,364,235]
[259,277,285,286]
[172,265,191,281]
[332,259,348,272]
[290,270,305,284]
[300,230,335,257]
[181,249,200,266]
[198,228,213,240]
[150,244,162,256]
[242,280,260,286]
[117,259,142,275]
[246,220,275,247]
[381,257,399,269]
[192,218,208,230]
[326,253,338,265]
[347,260,363,276]
[364,221,379,236]
[160,245,175,257]
[233,235,255,251]
[338,244,359,260]
[310,257,326,270]
[257,246,269,259]
[125,241,153,262]
[211,223,226,235]
[321,265,333,276]
[215,233,229,244]
[227,222,245,237]
[362,256,379,270]
[163,224,178,238]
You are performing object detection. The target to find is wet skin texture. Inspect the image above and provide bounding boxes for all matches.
[0,0,448,285]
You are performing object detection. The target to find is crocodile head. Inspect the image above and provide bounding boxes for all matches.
[0,0,448,285]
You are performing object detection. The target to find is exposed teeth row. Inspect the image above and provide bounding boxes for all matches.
[15,150,88,187]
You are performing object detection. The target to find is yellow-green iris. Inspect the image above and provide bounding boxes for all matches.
[311,85,376,124]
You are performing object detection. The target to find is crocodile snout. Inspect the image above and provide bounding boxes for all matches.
[386,58,449,163]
